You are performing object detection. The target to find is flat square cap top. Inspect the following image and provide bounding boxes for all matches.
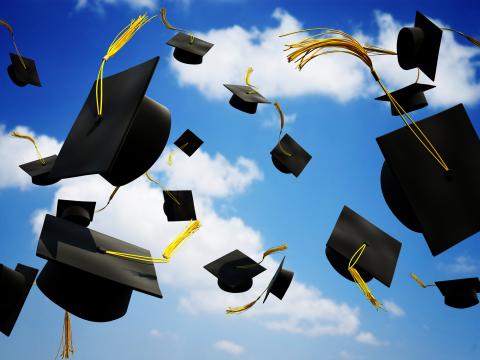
[9,53,42,87]
[377,104,480,256]
[271,133,312,177]
[167,32,214,56]
[376,83,435,102]
[174,129,204,156]
[37,214,161,298]
[326,206,402,287]
[49,57,159,181]
[163,190,197,221]
[224,84,270,104]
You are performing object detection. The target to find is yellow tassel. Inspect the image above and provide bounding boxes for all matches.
[410,273,435,288]
[145,170,181,206]
[57,311,74,359]
[11,131,46,165]
[106,220,201,263]
[0,19,26,69]
[160,7,194,43]
[262,244,288,260]
[226,291,265,315]
[442,28,480,47]
[273,101,292,157]
[167,142,189,167]
[245,66,255,87]
[95,186,120,213]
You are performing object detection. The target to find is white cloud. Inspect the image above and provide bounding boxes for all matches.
[382,299,405,317]
[262,111,297,129]
[149,328,162,337]
[355,331,384,347]
[442,255,478,275]
[75,0,157,12]
[170,9,480,108]
[0,125,62,190]
[214,340,244,356]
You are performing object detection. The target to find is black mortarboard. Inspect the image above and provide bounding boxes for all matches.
[377,104,480,256]
[397,11,442,81]
[224,84,270,114]
[56,199,96,227]
[174,129,203,156]
[7,53,41,87]
[263,257,294,302]
[204,250,266,293]
[270,133,312,177]
[0,263,38,336]
[36,213,162,322]
[375,83,436,116]
[19,155,59,186]
[325,206,402,287]
[435,278,480,309]
[163,190,197,222]
[166,32,214,65]
[48,57,171,187]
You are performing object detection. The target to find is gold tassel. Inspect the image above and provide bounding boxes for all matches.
[245,66,255,87]
[105,220,201,263]
[57,311,74,359]
[236,244,288,269]
[167,142,189,166]
[0,19,26,69]
[442,28,480,47]
[145,170,181,206]
[11,131,46,165]
[226,290,265,315]
[410,273,435,288]
[160,7,194,43]
[96,14,156,117]
[95,186,120,213]
[273,101,292,157]
[348,243,383,310]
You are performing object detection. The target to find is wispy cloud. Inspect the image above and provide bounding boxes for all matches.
[74,0,158,13]
[383,299,405,317]
[214,340,244,356]
[440,255,478,275]
[355,331,386,347]
[262,111,297,129]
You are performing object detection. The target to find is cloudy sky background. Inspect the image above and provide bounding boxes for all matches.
[1,0,479,359]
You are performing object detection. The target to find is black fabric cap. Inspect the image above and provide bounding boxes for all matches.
[19,155,59,186]
[224,84,270,114]
[375,83,435,116]
[325,206,402,287]
[435,278,480,309]
[56,199,96,227]
[163,190,197,222]
[0,263,38,336]
[271,133,312,177]
[377,104,480,256]
[36,214,162,322]
[49,57,171,187]
[397,11,442,81]
[174,129,204,156]
[166,32,214,65]
[204,250,266,293]
[263,257,294,303]
[7,53,42,87]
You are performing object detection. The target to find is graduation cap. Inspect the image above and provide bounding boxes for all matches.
[36,202,162,322]
[397,11,443,81]
[166,32,214,65]
[377,104,480,256]
[163,190,197,222]
[224,84,270,114]
[0,263,38,336]
[7,53,41,87]
[48,57,171,187]
[19,155,59,186]
[204,250,267,293]
[326,206,402,308]
[271,133,312,177]
[436,278,480,309]
[174,129,204,157]
[375,83,435,116]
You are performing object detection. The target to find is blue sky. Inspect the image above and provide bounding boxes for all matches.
[1,0,479,359]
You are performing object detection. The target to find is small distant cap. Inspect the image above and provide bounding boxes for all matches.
[270,133,312,177]
[263,257,294,303]
[397,11,442,81]
[56,199,96,227]
[166,32,214,65]
[163,190,197,222]
[48,57,171,187]
[7,53,42,87]
[0,263,38,336]
[19,155,59,186]
[325,206,402,287]
[204,249,266,293]
[224,84,271,114]
[36,214,162,322]
[377,104,480,256]
[435,277,480,309]
[375,83,436,116]
[174,129,204,156]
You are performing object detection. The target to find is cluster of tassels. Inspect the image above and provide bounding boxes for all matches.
[11,131,46,165]
[0,19,26,69]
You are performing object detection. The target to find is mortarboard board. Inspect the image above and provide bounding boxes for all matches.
[435,278,480,309]
[36,212,162,322]
[48,57,171,187]
[166,32,214,65]
[56,199,96,227]
[204,250,267,293]
[19,155,59,186]
[375,83,435,116]
[163,190,197,222]
[325,206,402,287]
[377,104,480,256]
[263,257,294,303]
[397,11,443,81]
[270,133,312,177]
[224,84,271,114]
[7,53,42,87]
[174,129,204,156]
[0,263,38,336]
